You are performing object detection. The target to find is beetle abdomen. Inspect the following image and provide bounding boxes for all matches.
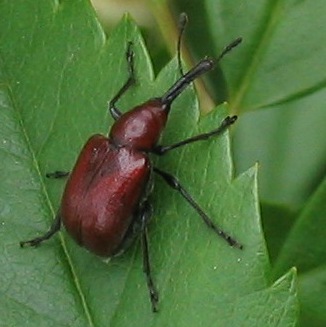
[61,134,151,257]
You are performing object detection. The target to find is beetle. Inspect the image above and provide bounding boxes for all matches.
[20,15,243,312]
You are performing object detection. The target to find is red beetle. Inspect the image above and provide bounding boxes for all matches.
[20,16,243,312]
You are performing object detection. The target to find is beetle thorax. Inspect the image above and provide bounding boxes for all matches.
[110,99,168,150]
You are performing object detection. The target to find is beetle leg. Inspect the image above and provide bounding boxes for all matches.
[152,115,237,155]
[177,13,188,77]
[108,41,136,120]
[140,202,159,312]
[46,170,70,179]
[154,167,243,250]
[20,211,62,248]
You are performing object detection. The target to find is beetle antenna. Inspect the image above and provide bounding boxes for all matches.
[177,12,188,76]
[216,37,242,62]
[161,58,214,108]
[161,37,242,109]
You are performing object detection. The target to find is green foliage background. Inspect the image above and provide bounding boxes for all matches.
[0,0,325,326]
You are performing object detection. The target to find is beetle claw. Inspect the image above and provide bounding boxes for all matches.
[20,238,42,248]
[150,290,159,313]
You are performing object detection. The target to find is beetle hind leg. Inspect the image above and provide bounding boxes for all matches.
[20,211,62,248]
[140,202,159,312]
[111,201,158,311]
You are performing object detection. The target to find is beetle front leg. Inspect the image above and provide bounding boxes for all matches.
[108,41,136,120]
[140,202,159,312]
[152,115,237,155]
[20,211,62,248]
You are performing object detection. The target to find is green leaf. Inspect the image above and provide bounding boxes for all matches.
[0,1,297,326]
[273,177,326,326]
[212,0,326,207]
[202,0,326,112]
[233,101,326,207]
[261,202,297,264]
